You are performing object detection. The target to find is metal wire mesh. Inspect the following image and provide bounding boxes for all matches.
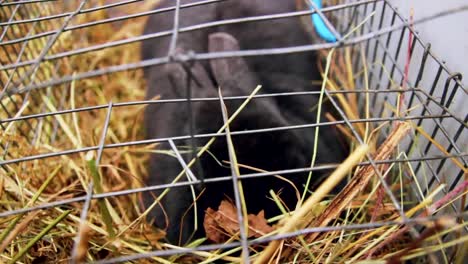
[0,0,467,263]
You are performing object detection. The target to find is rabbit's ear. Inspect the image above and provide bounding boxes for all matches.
[208,32,257,90]
[162,47,215,98]
[162,61,214,98]
[208,32,241,54]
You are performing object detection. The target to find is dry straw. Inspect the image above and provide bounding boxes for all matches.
[0,0,466,263]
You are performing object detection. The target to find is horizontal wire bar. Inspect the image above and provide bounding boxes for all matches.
[417,87,468,126]
[0,88,420,124]
[0,0,226,47]
[5,4,468,96]
[0,114,462,166]
[92,210,468,264]
[0,0,377,68]
[0,10,70,27]
[0,0,55,6]
[0,152,465,219]
[68,0,226,31]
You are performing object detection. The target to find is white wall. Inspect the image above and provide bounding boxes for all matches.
[347,0,467,204]
[389,0,468,87]
[378,1,467,205]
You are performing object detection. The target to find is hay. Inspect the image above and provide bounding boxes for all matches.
[0,0,466,263]
[1,1,162,263]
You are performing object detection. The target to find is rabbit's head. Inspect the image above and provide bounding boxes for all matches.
[140,0,348,246]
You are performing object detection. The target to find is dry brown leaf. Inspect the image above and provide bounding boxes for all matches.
[204,200,274,243]
[204,207,229,243]
[247,210,274,238]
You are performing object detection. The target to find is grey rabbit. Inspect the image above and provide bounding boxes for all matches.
[141,0,348,246]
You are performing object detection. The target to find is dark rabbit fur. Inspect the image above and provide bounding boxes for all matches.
[141,0,348,245]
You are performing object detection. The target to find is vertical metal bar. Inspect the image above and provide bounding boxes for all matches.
[431,74,464,178]
[407,43,430,108]
[168,139,198,183]
[167,0,182,58]
[371,2,395,110]
[364,0,380,92]
[70,101,113,263]
[445,115,467,192]
[413,64,442,133]
[70,183,94,264]
[218,90,250,263]
[376,25,406,121]
[182,62,206,183]
[411,91,466,162]
[0,4,35,152]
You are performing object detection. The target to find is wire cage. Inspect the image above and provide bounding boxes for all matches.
[0,0,467,263]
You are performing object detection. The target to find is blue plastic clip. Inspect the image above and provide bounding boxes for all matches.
[311,0,337,43]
